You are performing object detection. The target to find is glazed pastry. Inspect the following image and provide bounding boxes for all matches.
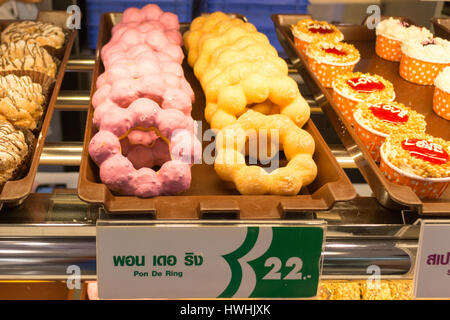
[0,40,57,78]
[214,110,317,195]
[1,21,65,50]
[184,12,311,130]
[0,120,29,185]
[0,74,45,106]
[380,132,450,199]
[0,74,45,130]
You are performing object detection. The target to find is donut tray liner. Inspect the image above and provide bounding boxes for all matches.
[0,11,76,208]
[78,12,357,218]
[272,14,450,215]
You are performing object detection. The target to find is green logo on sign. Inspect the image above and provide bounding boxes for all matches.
[219,226,323,298]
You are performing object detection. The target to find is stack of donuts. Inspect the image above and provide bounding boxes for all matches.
[184,12,317,195]
[89,4,201,197]
[0,19,65,187]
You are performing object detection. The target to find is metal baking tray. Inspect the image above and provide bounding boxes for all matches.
[0,11,76,208]
[78,12,356,217]
[272,14,450,215]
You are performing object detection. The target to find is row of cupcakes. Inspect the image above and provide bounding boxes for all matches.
[291,18,450,121]
[291,19,360,89]
[375,18,450,120]
[376,17,450,86]
[332,72,449,199]
[291,18,449,199]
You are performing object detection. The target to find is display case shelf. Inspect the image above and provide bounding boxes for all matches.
[0,55,446,283]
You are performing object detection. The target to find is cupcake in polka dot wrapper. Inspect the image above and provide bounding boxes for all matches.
[353,101,426,162]
[380,132,450,199]
[400,37,450,85]
[375,17,432,62]
[306,41,360,88]
[433,67,450,120]
[291,19,343,56]
[332,72,395,125]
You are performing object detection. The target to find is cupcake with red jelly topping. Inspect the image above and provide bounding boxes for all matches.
[380,132,450,199]
[291,19,343,56]
[353,101,426,162]
[433,67,450,120]
[400,37,450,85]
[375,17,432,62]
[306,41,360,88]
[332,72,395,124]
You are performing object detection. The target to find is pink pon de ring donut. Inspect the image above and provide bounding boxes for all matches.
[101,5,183,65]
[89,98,202,197]
[89,4,200,198]
[92,49,194,112]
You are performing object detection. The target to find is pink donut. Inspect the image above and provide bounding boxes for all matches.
[127,130,159,146]
[89,99,200,197]
[102,25,184,64]
[92,83,110,109]
[141,4,164,22]
[99,154,135,195]
[159,12,180,31]
[94,71,192,113]
[90,126,198,196]
[126,139,171,169]
[89,4,199,198]
[89,130,121,164]
[132,168,163,197]
[121,7,144,24]
[159,160,192,195]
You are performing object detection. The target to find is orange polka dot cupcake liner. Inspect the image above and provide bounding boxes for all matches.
[307,57,357,88]
[353,116,386,162]
[380,144,450,199]
[433,87,450,120]
[399,54,449,85]
[294,37,310,56]
[376,35,402,62]
[332,90,361,125]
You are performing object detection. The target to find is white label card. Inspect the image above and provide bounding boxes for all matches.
[96,223,325,299]
[414,221,450,299]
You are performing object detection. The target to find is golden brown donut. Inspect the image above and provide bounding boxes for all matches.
[214,110,317,195]
[184,12,311,130]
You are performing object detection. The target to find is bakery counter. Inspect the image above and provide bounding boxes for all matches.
[0,54,444,283]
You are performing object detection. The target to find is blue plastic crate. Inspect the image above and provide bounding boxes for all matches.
[200,0,309,52]
[86,0,193,49]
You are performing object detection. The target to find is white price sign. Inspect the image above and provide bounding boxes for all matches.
[96,221,325,300]
[414,221,450,299]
